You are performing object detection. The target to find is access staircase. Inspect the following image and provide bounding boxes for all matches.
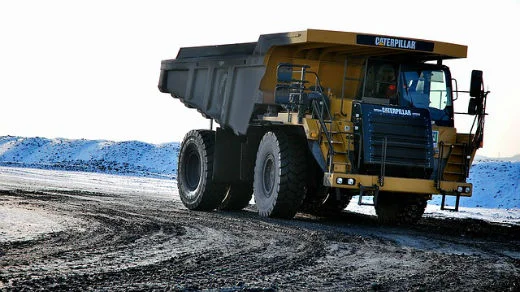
[437,141,470,211]
[316,120,353,174]
[440,142,469,182]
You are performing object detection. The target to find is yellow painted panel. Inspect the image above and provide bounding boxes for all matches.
[303,118,320,140]
[324,173,472,197]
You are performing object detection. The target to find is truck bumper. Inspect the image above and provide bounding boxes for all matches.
[323,173,472,197]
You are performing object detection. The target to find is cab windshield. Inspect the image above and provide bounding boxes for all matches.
[399,66,453,126]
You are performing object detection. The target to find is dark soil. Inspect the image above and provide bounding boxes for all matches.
[0,187,519,291]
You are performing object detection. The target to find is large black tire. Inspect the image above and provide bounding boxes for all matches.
[253,130,306,219]
[177,130,227,211]
[315,188,352,216]
[219,183,253,211]
[375,192,428,225]
[301,187,352,216]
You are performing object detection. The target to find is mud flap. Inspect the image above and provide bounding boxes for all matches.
[213,128,241,183]
[213,127,261,183]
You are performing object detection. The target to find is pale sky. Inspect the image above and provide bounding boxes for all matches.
[1,0,518,157]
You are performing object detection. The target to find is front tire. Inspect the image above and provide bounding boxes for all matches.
[219,183,253,211]
[253,130,306,219]
[315,188,352,216]
[301,187,352,216]
[177,130,227,211]
[375,192,428,225]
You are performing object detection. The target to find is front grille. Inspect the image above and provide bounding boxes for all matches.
[353,103,434,178]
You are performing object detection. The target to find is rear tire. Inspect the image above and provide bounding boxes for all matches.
[177,130,227,211]
[253,130,306,219]
[219,183,253,211]
[375,192,428,225]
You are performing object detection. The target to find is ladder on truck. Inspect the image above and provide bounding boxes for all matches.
[274,63,352,175]
[437,142,470,211]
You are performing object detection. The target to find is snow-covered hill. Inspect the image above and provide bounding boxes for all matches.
[0,136,179,179]
[0,136,518,209]
[430,160,519,209]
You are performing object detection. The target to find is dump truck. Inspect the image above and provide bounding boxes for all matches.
[158,29,488,224]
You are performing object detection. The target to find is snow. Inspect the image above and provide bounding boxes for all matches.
[0,204,83,243]
[347,204,520,226]
[0,135,518,216]
[0,166,178,244]
[0,136,179,179]
[431,160,520,209]
[0,166,177,201]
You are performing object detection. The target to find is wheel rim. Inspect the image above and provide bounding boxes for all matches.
[184,145,201,191]
[262,154,275,197]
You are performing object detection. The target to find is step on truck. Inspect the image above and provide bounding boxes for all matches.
[158,29,488,224]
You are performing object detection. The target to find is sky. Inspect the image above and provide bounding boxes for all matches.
[0,0,519,157]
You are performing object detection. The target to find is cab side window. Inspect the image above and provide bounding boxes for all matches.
[361,61,398,102]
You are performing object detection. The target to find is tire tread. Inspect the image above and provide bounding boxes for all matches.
[178,130,227,211]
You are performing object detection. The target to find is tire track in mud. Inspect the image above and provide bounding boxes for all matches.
[1,192,182,280]
[0,188,519,291]
[0,190,330,290]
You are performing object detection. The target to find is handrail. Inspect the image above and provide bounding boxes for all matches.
[340,58,348,116]
[311,101,335,173]
[307,71,338,173]
[435,141,445,189]
[276,63,338,173]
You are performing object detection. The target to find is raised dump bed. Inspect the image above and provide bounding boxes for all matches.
[158,29,466,135]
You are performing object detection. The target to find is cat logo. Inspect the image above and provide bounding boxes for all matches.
[379,107,412,116]
[375,37,416,50]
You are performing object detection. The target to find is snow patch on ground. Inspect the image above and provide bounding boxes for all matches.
[0,203,83,243]
[0,166,178,243]
[347,203,520,225]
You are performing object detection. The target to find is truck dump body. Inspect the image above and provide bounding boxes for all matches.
[158,42,265,135]
[158,29,467,135]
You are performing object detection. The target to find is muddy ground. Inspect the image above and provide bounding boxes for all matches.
[0,170,519,291]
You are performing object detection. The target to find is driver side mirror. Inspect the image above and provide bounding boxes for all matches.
[469,70,483,97]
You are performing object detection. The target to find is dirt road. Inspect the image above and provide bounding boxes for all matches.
[0,167,519,291]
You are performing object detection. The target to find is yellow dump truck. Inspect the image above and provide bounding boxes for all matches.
[158,29,488,224]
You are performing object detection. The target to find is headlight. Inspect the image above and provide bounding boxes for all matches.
[336,177,355,185]
[457,186,464,193]
[465,187,471,193]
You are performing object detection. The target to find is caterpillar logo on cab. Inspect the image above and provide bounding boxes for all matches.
[381,107,412,116]
[375,37,416,50]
